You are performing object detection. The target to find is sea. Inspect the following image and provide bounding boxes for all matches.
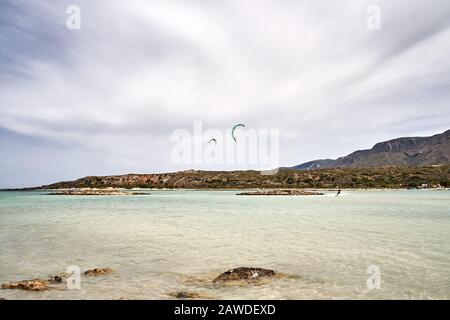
[0,190,449,299]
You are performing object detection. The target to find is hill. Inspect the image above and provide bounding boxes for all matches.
[30,165,450,190]
[293,129,450,170]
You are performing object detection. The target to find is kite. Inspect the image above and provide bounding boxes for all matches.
[231,124,245,142]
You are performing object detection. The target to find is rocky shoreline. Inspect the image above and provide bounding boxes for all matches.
[43,188,326,197]
[46,189,150,196]
[11,164,448,191]
[237,189,324,196]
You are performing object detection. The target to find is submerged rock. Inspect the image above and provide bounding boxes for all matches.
[213,267,277,283]
[84,268,113,276]
[47,272,70,284]
[47,190,149,196]
[1,279,49,291]
[169,291,213,299]
[2,268,114,292]
[237,189,323,196]
[170,291,200,299]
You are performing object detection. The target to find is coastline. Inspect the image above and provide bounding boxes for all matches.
[2,187,448,193]
[2,165,447,192]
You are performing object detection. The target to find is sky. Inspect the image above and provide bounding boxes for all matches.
[1,0,450,188]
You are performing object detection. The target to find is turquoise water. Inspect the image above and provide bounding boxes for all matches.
[0,190,449,300]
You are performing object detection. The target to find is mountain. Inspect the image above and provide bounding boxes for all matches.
[293,129,450,170]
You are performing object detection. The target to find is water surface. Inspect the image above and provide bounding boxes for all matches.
[0,190,449,299]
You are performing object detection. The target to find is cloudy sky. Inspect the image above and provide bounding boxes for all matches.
[1,0,450,188]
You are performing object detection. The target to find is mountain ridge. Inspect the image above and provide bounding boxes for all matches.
[293,129,450,170]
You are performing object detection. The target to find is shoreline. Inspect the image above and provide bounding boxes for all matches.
[2,187,449,192]
[2,164,449,191]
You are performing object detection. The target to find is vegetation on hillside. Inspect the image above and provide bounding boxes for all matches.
[32,165,450,190]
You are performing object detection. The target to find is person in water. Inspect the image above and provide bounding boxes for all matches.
[336,189,341,197]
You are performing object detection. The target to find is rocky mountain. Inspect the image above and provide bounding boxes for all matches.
[293,129,450,170]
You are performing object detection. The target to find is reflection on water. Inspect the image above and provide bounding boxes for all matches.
[0,190,449,299]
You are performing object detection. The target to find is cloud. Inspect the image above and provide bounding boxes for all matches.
[1,0,450,187]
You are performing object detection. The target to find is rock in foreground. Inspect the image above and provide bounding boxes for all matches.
[237,189,323,196]
[213,267,277,283]
[1,279,49,291]
[84,268,113,276]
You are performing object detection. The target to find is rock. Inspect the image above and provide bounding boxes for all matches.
[84,268,113,276]
[170,291,201,299]
[1,279,49,291]
[47,189,150,196]
[213,267,277,283]
[237,189,323,196]
[118,297,129,300]
[47,272,69,284]
[0,297,6,300]
[169,291,213,299]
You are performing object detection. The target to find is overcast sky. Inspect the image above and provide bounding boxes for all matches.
[1,0,450,188]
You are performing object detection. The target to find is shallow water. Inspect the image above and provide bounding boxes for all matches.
[0,190,449,300]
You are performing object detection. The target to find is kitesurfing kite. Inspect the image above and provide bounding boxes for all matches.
[208,138,217,145]
[231,123,245,142]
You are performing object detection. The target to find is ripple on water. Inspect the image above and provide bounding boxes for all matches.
[0,190,449,299]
